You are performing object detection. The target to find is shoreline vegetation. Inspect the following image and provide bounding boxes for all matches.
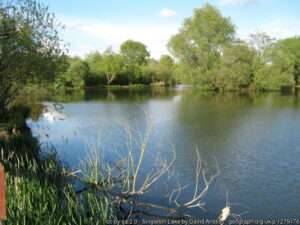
[1,108,117,224]
[0,0,300,224]
[0,104,221,224]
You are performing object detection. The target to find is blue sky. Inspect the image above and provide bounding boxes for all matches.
[40,0,300,58]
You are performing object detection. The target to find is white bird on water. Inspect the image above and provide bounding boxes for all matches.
[218,191,231,225]
[218,206,231,225]
[43,103,65,123]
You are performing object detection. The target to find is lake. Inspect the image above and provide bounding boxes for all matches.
[28,87,300,221]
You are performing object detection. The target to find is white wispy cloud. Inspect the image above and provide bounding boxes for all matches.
[219,0,259,5]
[159,8,177,17]
[238,19,300,40]
[59,9,299,59]
[258,20,300,39]
[60,16,179,58]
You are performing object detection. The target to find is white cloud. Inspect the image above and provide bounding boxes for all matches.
[238,19,300,40]
[60,17,179,58]
[60,14,300,59]
[219,0,259,5]
[258,20,300,39]
[159,8,177,17]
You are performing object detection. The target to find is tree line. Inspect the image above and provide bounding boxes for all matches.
[55,40,175,89]
[57,4,300,92]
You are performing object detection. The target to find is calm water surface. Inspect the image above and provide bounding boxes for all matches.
[28,88,300,220]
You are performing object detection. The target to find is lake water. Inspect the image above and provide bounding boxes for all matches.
[28,88,300,221]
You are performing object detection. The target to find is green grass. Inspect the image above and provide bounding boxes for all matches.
[6,174,114,225]
[1,129,117,225]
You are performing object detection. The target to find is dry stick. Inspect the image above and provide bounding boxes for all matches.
[131,112,153,194]
[140,146,176,194]
[183,157,220,209]
[118,203,185,220]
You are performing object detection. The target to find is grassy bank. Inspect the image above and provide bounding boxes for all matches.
[0,108,116,224]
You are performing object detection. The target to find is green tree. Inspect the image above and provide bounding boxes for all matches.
[278,37,300,85]
[216,43,256,91]
[120,40,150,66]
[141,59,158,84]
[0,0,65,116]
[156,55,175,85]
[57,58,90,89]
[168,4,235,88]
[120,40,150,83]
[101,51,124,85]
[85,51,106,85]
[254,42,295,90]
[159,55,174,69]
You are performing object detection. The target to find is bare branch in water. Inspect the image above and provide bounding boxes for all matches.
[61,112,221,220]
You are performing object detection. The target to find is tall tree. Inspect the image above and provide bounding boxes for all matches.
[168,4,235,88]
[248,32,275,74]
[248,32,274,56]
[120,40,150,66]
[0,0,65,116]
[120,40,150,83]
